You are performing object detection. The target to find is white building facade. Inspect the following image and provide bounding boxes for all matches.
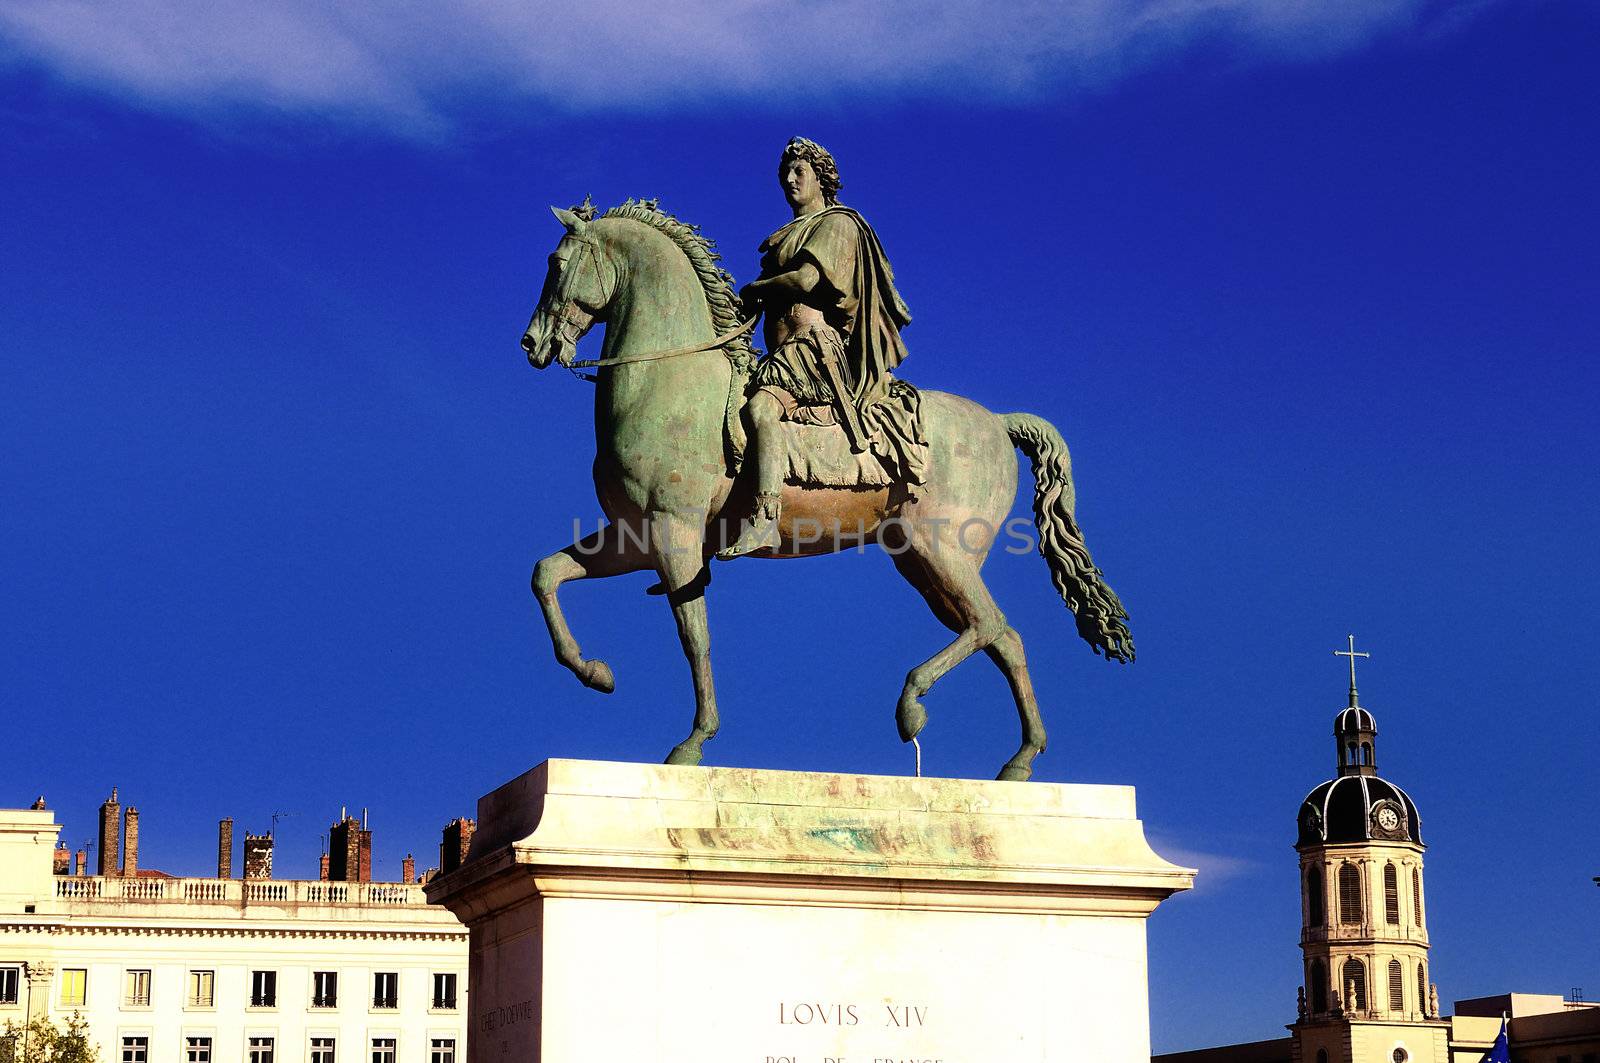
[1,809,468,1063]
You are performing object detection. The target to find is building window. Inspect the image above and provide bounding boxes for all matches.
[248,1038,274,1063]
[1309,959,1328,1014]
[1316,1052,1328,1063]
[1337,864,1361,924]
[431,973,457,1010]
[1412,867,1423,925]
[250,970,277,1008]
[312,972,338,1009]
[59,969,87,1008]
[429,1040,455,1063]
[1388,959,1404,1012]
[121,1038,148,1063]
[371,1039,396,1063]
[310,1038,336,1063]
[1417,963,1428,1015]
[1342,958,1367,1011]
[1306,867,1325,927]
[188,970,215,1008]
[1384,863,1400,925]
[0,967,18,1005]
[186,1037,212,1063]
[372,973,397,1010]
[125,970,152,1007]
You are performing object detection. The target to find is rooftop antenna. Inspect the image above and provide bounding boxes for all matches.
[269,810,298,838]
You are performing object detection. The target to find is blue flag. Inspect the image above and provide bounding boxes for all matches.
[1482,1017,1510,1063]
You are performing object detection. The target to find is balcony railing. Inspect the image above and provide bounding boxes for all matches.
[54,876,433,908]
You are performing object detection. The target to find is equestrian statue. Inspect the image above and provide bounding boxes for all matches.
[520,137,1132,782]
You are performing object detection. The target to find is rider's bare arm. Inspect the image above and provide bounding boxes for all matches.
[744,262,821,304]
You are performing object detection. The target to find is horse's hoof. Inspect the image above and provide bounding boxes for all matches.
[896,693,928,743]
[664,742,703,766]
[578,658,615,694]
[996,762,1033,783]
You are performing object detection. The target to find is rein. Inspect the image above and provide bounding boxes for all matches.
[562,313,759,383]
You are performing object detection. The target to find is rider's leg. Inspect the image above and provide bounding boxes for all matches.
[716,388,786,560]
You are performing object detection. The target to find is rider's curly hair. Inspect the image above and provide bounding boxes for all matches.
[782,137,841,205]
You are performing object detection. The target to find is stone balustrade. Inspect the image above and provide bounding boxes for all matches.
[53,875,431,907]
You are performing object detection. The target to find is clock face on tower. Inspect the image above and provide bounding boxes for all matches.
[1370,799,1407,838]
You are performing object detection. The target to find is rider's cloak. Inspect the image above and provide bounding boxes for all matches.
[757,206,927,487]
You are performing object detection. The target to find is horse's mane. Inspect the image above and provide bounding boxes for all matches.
[601,199,757,372]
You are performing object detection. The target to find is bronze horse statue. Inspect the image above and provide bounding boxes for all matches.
[520,199,1131,781]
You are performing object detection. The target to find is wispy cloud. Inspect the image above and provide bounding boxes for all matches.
[0,0,1494,134]
[1147,832,1264,891]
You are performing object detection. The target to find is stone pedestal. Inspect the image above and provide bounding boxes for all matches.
[426,759,1194,1063]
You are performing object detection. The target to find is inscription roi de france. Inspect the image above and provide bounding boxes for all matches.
[777,1002,929,1028]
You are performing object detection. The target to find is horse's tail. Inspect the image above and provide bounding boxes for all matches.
[1003,412,1135,663]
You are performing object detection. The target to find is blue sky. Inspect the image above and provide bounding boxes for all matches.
[2,0,1597,1052]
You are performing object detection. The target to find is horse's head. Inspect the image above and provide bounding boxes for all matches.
[522,205,615,369]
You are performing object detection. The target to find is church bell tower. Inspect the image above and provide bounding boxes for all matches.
[1290,637,1450,1063]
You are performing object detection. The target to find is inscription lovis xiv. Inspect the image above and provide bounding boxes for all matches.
[770,1001,944,1063]
[777,1002,929,1028]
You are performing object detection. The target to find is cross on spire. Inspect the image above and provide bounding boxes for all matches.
[1333,634,1369,705]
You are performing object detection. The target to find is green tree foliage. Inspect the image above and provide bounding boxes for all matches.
[1,1014,100,1063]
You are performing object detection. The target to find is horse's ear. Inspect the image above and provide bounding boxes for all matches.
[551,205,587,234]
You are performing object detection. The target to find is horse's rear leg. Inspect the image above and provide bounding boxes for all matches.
[532,520,653,694]
[651,513,720,767]
[985,627,1047,781]
[886,530,1030,779]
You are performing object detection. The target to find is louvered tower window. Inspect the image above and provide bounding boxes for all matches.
[1418,963,1428,1015]
[1413,867,1423,925]
[1342,958,1367,1011]
[1307,867,1325,927]
[1388,959,1404,1011]
[1384,863,1400,924]
[1310,959,1328,1013]
[1338,864,1362,924]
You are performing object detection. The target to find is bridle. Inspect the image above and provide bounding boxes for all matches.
[541,234,758,384]
[545,236,611,363]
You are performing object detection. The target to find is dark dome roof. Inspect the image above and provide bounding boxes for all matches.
[1335,706,1376,734]
[1297,775,1422,848]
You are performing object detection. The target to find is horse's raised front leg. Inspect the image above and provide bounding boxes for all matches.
[532,520,653,694]
[651,512,720,766]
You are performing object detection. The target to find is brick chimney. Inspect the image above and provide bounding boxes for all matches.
[401,854,416,884]
[53,842,70,876]
[122,806,140,877]
[75,849,87,876]
[219,816,233,877]
[97,788,122,877]
[328,814,373,884]
[319,852,330,881]
[242,832,273,879]
[440,818,475,874]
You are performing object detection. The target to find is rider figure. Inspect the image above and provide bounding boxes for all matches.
[718,136,918,559]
